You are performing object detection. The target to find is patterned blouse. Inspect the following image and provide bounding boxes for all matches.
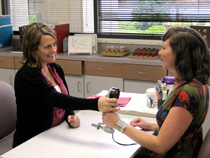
[155,80,209,158]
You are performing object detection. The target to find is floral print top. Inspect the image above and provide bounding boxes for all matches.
[155,80,209,158]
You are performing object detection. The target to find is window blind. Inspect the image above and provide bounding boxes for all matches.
[10,0,28,31]
[9,0,94,33]
[97,0,210,37]
[7,0,210,39]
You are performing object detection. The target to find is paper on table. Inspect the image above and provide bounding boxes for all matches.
[88,94,131,107]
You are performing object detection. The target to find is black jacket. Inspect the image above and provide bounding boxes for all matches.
[13,63,98,147]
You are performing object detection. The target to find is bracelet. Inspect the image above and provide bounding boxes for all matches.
[114,120,127,133]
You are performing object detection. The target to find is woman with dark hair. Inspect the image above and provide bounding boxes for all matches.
[103,27,210,158]
[13,22,119,147]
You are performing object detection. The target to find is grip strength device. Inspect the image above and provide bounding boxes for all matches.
[107,87,120,99]
[91,123,114,134]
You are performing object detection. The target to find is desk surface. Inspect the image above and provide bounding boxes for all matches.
[1,111,156,158]
[0,50,163,66]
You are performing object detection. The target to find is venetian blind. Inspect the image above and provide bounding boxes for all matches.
[9,0,94,33]
[97,0,210,36]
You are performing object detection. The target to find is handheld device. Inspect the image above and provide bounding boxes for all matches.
[107,87,120,99]
[107,87,125,107]
[91,123,114,134]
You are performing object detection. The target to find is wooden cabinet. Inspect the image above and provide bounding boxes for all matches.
[56,60,83,97]
[123,64,166,93]
[56,61,124,98]
[123,64,166,81]
[83,61,123,98]
[0,56,167,97]
[0,56,14,69]
[14,56,23,70]
[56,60,82,75]
[0,56,15,88]
[84,61,123,77]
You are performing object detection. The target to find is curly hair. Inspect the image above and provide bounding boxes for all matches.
[162,27,210,85]
[22,22,57,69]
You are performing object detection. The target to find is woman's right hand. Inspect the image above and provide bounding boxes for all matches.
[130,117,158,131]
[98,97,120,112]
[67,115,80,128]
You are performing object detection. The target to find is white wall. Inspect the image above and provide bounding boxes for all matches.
[203,87,210,138]
[203,108,210,137]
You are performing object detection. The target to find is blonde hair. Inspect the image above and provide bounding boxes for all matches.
[22,22,57,69]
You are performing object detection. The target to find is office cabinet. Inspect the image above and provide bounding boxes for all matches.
[124,79,155,94]
[57,60,124,98]
[56,60,83,97]
[0,56,166,97]
[84,61,123,78]
[14,56,23,76]
[84,61,123,98]
[65,75,84,98]
[0,56,15,88]
[84,75,123,98]
[14,56,23,70]
[0,56,14,69]
[123,64,166,93]
[0,68,15,88]
[55,60,82,75]
[123,64,166,81]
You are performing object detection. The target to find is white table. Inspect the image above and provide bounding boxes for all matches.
[1,110,156,158]
[97,90,158,118]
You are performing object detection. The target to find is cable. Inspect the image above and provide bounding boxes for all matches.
[111,133,137,146]
[91,123,137,146]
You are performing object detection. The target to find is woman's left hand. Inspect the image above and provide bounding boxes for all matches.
[102,112,120,128]
[67,115,80,128]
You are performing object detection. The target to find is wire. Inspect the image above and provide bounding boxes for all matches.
[91,123,137,146]
[111,133,137,146]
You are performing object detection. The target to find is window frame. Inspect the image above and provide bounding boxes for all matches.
[94,0,210,40]
[1,0,10,15]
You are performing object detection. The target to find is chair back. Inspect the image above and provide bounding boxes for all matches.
[0,81,16,140]
[198,128,210,158]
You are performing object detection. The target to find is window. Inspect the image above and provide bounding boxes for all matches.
[97,0,210,39]
[6,0,210,39]
[9,0,94,33]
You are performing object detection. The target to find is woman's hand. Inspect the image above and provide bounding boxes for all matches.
[130,117,158,131]
[102,112,120,128]
[98,97,120,112]
[67,115,80,128]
